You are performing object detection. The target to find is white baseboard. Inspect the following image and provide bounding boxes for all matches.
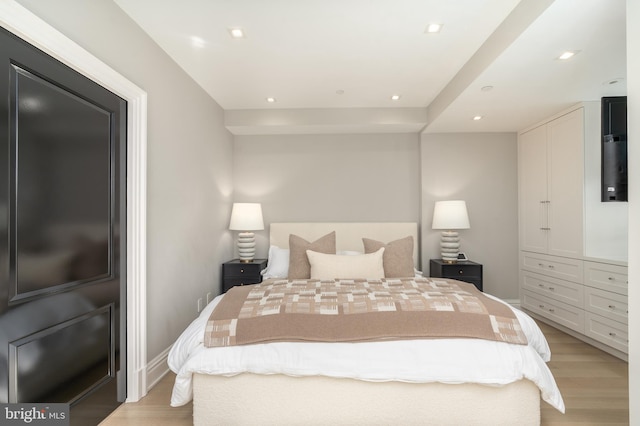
[503,299,521,308]
[146,346,172,392]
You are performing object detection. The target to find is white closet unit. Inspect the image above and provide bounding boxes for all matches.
[519,108,583,258]
[583,261,629,353]
[518,102,628,359]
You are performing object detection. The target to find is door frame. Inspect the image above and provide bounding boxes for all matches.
[0,1,148,402]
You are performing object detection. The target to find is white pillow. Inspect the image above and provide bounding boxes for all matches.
[306,248,385,280]
[261,245,290,279]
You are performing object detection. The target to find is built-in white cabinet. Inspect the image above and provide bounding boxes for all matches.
[518,103,628,359]
[583,260,628,295]
[519,107,584,258]
[582,261,628,353]
[520,252,583,283]
[521,290,585,333]
[521,270,584,309]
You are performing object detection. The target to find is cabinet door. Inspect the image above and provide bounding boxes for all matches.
[519,124,548,253]
[547,108,584,258]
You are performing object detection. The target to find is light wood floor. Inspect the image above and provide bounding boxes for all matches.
[537,321,629,425]
[100,320,629,425]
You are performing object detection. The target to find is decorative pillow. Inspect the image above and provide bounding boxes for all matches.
[362,235,414,278]
[261,245,290,279]
[306,248,385,280]
[336,250,363,256]
[288,231,336,279]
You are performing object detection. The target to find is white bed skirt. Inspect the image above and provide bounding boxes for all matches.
[193,373,541,426]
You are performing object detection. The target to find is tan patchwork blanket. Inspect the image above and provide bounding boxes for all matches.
[204,277,527,347]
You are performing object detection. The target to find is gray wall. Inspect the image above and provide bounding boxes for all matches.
[421,133,519,300]
[17,0,235,362]
[233,133,422,264]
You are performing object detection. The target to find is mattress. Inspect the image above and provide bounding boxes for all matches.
[168,291,565,412]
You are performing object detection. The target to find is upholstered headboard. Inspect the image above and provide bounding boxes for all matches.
[269,222,419,266]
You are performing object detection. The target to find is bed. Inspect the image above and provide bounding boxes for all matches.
[169,222,564,425]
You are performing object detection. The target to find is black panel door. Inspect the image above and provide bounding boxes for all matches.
[0,27,126,425]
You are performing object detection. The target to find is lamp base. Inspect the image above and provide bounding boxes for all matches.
[237,231,256,263]
[440,230,460,264]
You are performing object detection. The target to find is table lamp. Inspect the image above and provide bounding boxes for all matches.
[229,203,264,262]
[431,200,470,263]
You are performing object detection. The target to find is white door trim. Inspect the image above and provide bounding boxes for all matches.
[0,0,148,402]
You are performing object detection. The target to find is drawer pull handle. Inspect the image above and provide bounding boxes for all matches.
[609,332,617,337]
[608,277,615,281]
[458,270,463,274]
[538,304,545,309]
[548,287,555,291]
[548,265,555,269]
[240,269,244,273]
[548,308,555,313]
[538,263,544,267]
[608,305,616,310]
[538,284,545,287]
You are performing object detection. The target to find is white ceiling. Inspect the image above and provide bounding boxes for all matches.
[114,0,626,134]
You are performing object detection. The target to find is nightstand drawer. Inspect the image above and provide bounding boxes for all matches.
[222,259,267,292]
[443,265,481,280]
[429,259,483,292]
[223,262,264,278]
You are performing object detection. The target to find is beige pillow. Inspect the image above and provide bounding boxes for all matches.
[288,231,336,279]
[307,248,385,280]
[362,235,414,278]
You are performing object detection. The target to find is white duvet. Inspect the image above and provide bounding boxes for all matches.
[168,292,565,413]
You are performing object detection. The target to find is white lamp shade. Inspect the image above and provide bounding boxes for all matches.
[229,203,264,231]
[432,200,470,230]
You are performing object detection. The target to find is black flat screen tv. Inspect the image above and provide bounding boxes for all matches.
[601,96,627,202]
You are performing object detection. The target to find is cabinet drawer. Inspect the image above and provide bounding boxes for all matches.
[583,261,628,295]
[584,312,628,354]
[521,252,583,283]
[224,277,260,287]
[584,287,628,324]
[521,271,583,308]
[223,263,264,278]
[440,264,482,279]
[522,290,584,333]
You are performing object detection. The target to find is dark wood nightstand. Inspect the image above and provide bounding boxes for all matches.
[429,259,483,292]
[222,259,267,293]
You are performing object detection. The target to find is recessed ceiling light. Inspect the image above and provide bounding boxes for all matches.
[190,36,206,48]
[425,23,443,33]
[266,97,276,103]
[557,50,578,60]
[391,94,401,101]
[473,115,483,121]
[228,27,245,38]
